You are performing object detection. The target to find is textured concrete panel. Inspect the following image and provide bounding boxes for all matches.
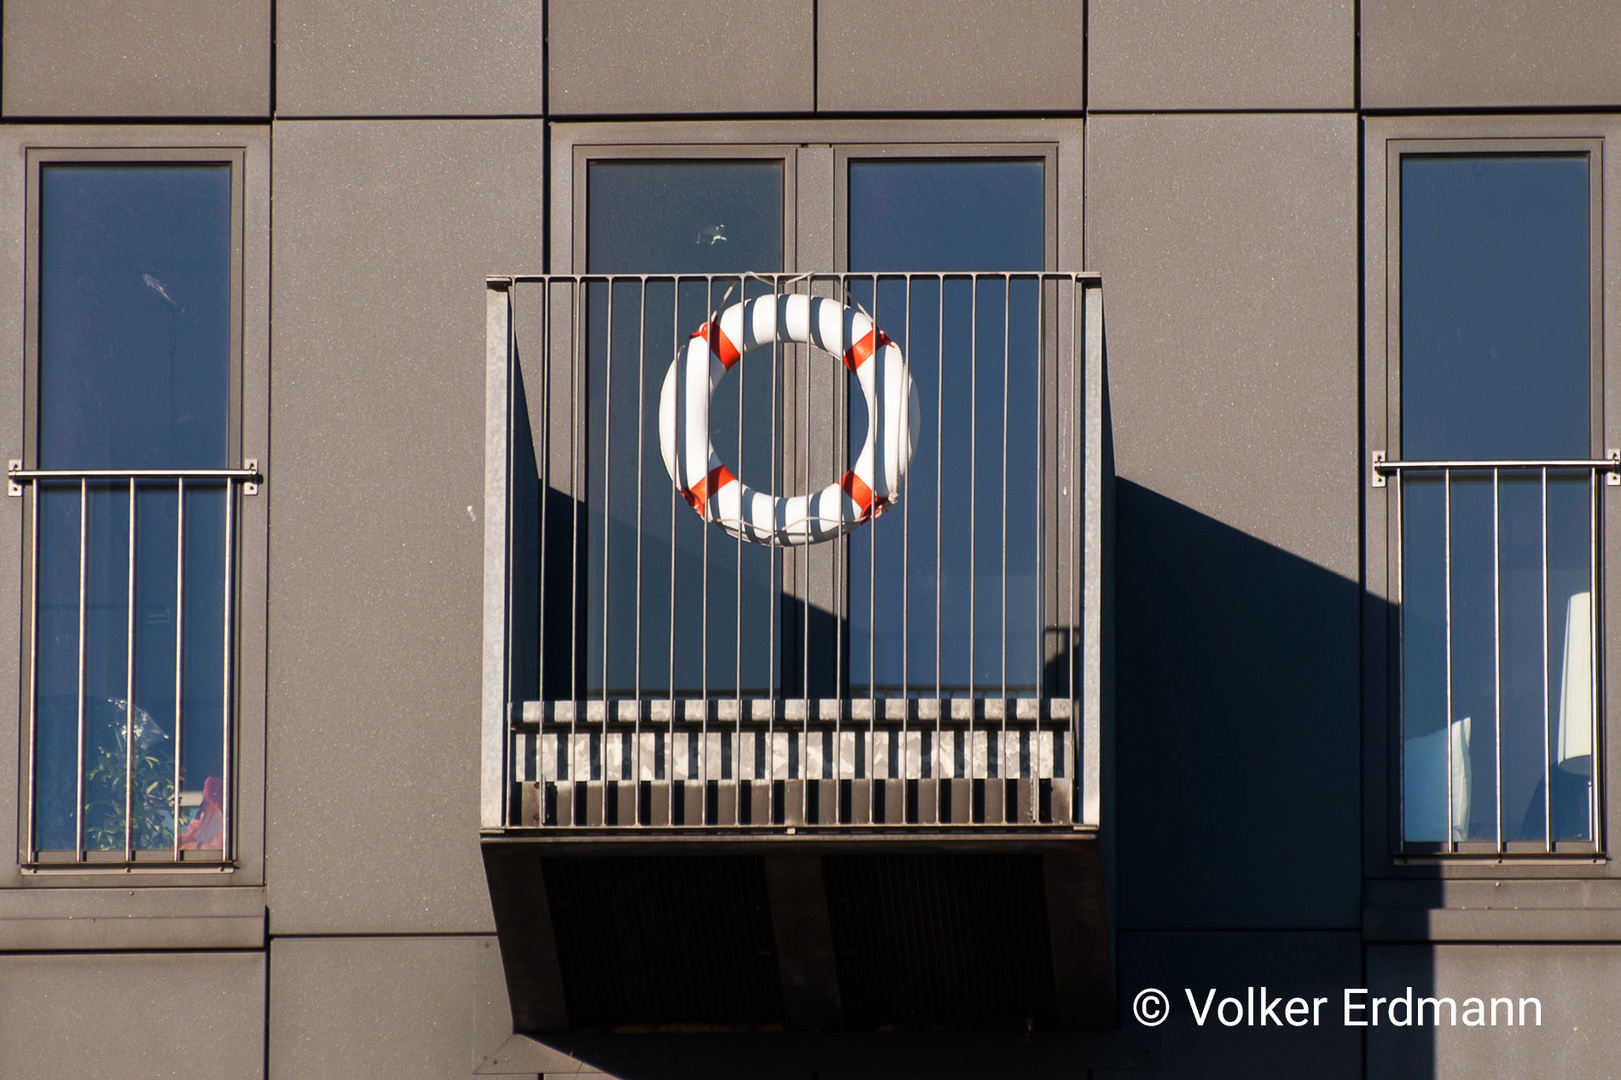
[276,1,543,117]
[2,1,270,118]
[1112,932,1361,1079]
[1363,2,1621,109]
[268,120,545,934]
[1087,114,1360,928]
[549,0,812,115]
[270,936,519,1080]
[817,0,1084,113]
[0,886,265,950]
[1089,0,1353,110]
[0,952,264,1079]
[1368,944,1621,1079]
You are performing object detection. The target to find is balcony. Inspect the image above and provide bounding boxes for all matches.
[480,273,1112,1033]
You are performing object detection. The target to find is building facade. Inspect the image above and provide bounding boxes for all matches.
[2,2,1620,1078]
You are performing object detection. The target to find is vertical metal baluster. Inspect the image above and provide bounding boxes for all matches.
[25,481,38,860]
[222,478,235,860]
[75,480,87,861]
[902,276,912,709]
[124,479,137,861]
[634,279,647,822]
[669,281,679,814]
[1069,280,1080,807]
[833,280,845,707]
[902,275,913,822]
[1394,465,1406,845]
[970,275,978,705]
[869,276,877,709]
[571,280,582,769]
[1001,274,1010,705]
[537,283,550,707]
[602,279,614,718]
[702,277,712,811]
[1590,467,1600,846]
[173,479,185,860]
[935,276,944,703]
[1444,469,1453,849]
[1542,467,1551,851]
[802,279,811,788]
[768,278,780,798]
[867,275,878,819]
[734,284,745,824]
[1033,276,1044,710]
[1493,469,1501,850]
[1063,277,1076,703]
[735,286,746,823]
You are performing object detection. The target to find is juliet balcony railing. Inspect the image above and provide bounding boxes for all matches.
[1377,453,1611,853]
[13,464,256,865]
[481,273,1108,834]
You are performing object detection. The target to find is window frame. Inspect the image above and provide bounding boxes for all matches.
[3,127,268,887]
[1365,117,1619,882]
[549,119,1084,274]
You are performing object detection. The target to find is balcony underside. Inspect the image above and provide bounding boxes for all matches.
[483,829,1112,1035]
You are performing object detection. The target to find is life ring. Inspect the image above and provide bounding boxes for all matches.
[658,293,920,547]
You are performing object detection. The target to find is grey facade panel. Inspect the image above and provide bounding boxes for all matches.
[1088,0,1354,111]
[0,951,265,1079]
[548,0,813,116]
[1113,931,1363,1079]
[0,886,265,950]
[1362,2,1621,109]
[267,119,545,935]
[1086,113,1361,929]
[816,0,1085,113]
[1367,944,1621,1079]
[275,1,545,118]
[269,935,518,1080]
[1,1,270,118]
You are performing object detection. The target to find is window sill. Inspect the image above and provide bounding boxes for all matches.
[0,884,264,950]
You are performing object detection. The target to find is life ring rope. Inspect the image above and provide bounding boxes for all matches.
[657,293,920,547]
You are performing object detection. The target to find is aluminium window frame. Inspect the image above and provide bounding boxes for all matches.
[1365,116,1619,883]
[2,127,268,888]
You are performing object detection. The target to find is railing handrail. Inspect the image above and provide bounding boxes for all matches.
[488,271,1103,285]
[1372,451,1620,488]
[9,467,259,480]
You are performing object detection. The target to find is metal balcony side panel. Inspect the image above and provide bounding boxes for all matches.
[482,281,512,831]
[1081,283,1107,829]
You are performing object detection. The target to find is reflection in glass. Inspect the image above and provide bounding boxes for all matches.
[583,162,783,696]
[847,160,1046,696]
[1401,156,1588,460]
[32,165,230,852]
[1398,154,1594,844]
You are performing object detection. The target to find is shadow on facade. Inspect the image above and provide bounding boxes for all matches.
[1111,478,1437,1079]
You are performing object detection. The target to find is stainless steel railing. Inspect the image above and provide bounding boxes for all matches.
[13,464,256,865]
[483,272,1107,831]
[1378,455,1610,852]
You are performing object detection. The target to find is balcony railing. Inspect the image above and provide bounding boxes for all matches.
[1377,454,1611,852]
[13,464,256,865]
[481,273,1108,832]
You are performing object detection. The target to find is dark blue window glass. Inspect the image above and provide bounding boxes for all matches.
[33,164,231,853]
[1399,155,1593,844]
[583,161,782,698]
[847,159,1046,696]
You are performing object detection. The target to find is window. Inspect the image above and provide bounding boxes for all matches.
[16,144,263,869]
[1381,139,1605,854]
[551,130,1072,703]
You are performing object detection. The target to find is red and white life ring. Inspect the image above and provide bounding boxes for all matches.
[658,293,920,546]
